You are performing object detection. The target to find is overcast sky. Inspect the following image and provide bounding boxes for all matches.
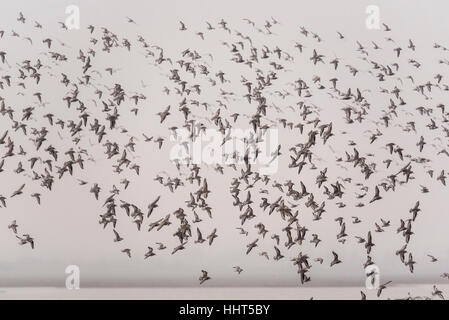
[0,0,448,289]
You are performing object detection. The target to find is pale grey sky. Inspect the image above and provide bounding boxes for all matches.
[0,0,448,290]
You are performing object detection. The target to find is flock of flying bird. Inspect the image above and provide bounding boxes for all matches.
[1,11,449,299]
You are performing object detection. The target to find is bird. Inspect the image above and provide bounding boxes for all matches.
[144,246,156,259]
[408,202,421,222]
[121,248,131,258]
[377,281,392,297]
[171,242,187,255]
[199,270,210,284]
[432,285,444,299]
[396,244,408,263]
[365,232,374,254]
[195,227,205,244]
[31,193,41,205]
[11,184,25,198]
[233,266,243,274]
[246,239,258,254]
[113,229,123,242]
[147,196,161,217]
[437,170,446,186]
[156,106,171,123]
[360,291,366,300]
[16,234,34,249]
[156,242,166,250]
[8,220,18,234]
[405,253,416,273]
[273,246,284,260]
[0,195,7,208]
[90,184,100,200]
[369,186,382,203]
[330,251,341,267]
[207,228,218,245]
